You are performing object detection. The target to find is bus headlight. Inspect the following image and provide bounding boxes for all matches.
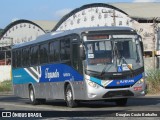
[86,79,98,88]
[137,78,144,84]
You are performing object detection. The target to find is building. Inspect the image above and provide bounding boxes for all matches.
[50,3,160,70]
[0,20,46,82]
[32,20,57,33]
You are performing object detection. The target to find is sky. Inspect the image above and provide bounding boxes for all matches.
[0,0,159,28]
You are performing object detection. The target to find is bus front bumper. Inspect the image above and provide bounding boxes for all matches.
[84,81,147,100]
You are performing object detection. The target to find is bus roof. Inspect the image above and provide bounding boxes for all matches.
[12,26,135,49]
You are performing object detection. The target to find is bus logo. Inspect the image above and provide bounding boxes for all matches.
[45,68,60,81]
[116,81,120,85]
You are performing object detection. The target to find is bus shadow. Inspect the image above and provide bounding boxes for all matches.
[25,100,118,108]
[16,96,160,109]
[41,97,160,108]
[44,100,120,108]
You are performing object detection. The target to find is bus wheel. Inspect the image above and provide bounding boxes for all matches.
[38,99,46,104]
[29,86,39,105]
[65,84,77,108]
[115,98,128,106]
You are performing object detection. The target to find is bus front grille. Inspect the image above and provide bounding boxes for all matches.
[102,90,134,98]
[105,85,131,89]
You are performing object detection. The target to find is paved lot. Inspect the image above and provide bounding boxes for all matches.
[0,92,160,119]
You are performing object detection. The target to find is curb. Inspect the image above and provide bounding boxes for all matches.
[146,94,160,96]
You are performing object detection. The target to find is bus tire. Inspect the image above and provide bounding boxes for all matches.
[38,99,46,104]
[65,84,77,108]
[115,98,128,106]
[29,85,39,105]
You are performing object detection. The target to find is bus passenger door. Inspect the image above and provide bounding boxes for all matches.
[72,42,83,74]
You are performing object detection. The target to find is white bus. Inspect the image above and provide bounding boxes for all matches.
[12,26,146,107]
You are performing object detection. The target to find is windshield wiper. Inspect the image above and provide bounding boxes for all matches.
[113,41,134,74]
[100,41,114,76]
[120,56,134,73]
[100,64,113,76]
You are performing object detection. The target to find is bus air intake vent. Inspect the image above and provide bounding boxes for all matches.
[102,90,134,98]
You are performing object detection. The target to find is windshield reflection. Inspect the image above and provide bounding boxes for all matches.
[85,40,112,65]
[84,38,143,73]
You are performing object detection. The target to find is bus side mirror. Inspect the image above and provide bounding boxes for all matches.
[79,44,86,60]
[140,41,144,54]
[138,35,144,55]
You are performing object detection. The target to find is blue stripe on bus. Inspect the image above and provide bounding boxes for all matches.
[12,68,37,84]
[90,73,143,87]
[40,64,83,82]
[12,64,83,85]
[107,74,142,87]
[90,76,101,85]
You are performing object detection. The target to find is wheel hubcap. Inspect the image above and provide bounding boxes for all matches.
[30,90,34,102]
[66,90,72,101]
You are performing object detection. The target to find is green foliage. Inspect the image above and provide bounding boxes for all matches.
[146,69,160,94]
[0,80,12,92]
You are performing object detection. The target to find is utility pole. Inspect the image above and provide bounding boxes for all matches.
[113,10,116,26]
[102,9,119,26]
[152,17,159,69]
[111,10,118,26]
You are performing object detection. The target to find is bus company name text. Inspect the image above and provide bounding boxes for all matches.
[2,112,42,118]
[45,68,60,81]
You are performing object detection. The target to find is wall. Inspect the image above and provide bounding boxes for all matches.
[0,65,11,82]
[132,23,155,52]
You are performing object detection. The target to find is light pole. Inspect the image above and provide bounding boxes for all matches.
[152,17,159,69]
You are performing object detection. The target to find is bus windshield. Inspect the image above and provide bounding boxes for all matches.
[84,37,143,73]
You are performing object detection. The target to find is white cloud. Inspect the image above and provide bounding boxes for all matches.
[55,8,72,18]
[133,0,158,2]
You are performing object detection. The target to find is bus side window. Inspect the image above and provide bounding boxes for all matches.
[40,43,49,64]
[22,48,30,67]
[30,46,39,66]
[72,42,83,74]
[26,48,30,66]
[12,51,16,68]
[49,40,60,62]
[22,49,25,66]
[60,38,70,61]
[16,49,22,67]
[72,43,79,70]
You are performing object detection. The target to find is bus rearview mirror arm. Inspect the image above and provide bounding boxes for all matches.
[137,35,144,55]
